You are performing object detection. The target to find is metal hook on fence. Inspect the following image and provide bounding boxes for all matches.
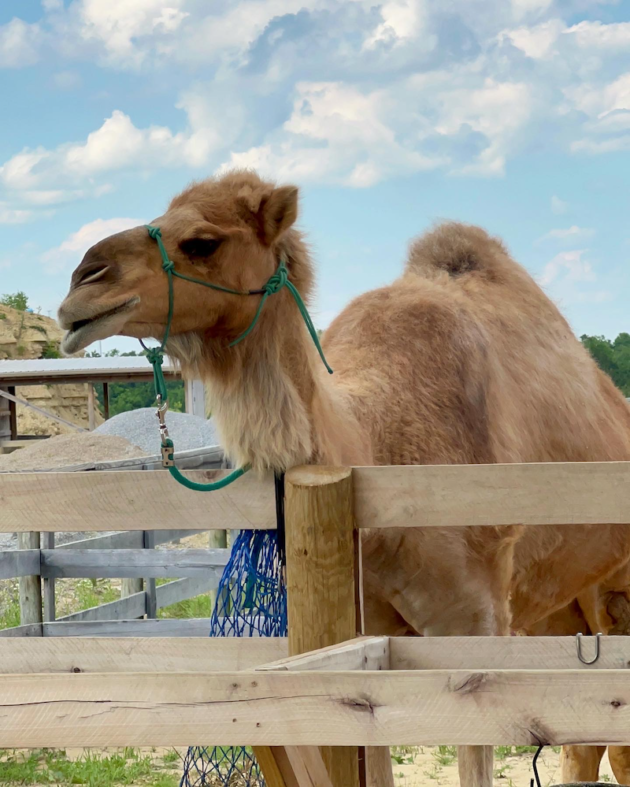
[530,744,544,787]
[576,632,602,665]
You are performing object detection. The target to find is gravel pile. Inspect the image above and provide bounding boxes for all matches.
[0,433,145,471]
[94,407,220,455]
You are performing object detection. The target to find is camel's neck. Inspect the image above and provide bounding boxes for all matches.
[205,320,371,472]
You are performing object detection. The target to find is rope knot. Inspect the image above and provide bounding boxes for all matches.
[145,347,164,367]
[263,263,289,295]
[146,225,162,240]
[162,259,175,273]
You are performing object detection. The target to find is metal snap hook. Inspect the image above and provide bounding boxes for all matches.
[576,632,602,665]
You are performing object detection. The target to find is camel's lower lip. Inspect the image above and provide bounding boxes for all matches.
[61,297,140,355]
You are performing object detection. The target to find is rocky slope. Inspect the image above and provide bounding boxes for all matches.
[0,304,97,434]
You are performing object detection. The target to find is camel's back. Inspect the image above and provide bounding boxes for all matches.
[322,222,630,466]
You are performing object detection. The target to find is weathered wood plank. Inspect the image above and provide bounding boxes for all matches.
[42,619,215,637]
[0,549,40,579]
[390,636,630,670]
[41,548,230,579]
[42,532,55,623]
[0,470,276,533]
[2,670,630,747]
[57,532,144,550]
[17,532,42,626]
[57,591,147,623]
[257,637,389,673]
[0,623,42,637]
[156,576,218,609]
[0,637,288,673]
[353,461,630,528]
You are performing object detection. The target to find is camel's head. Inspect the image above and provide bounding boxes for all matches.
[58,171,305,358]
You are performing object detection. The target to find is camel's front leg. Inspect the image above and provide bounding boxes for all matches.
[560,745,606,782]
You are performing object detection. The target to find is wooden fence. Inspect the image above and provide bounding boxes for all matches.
[0,527,228,635]
[2,462,630,787]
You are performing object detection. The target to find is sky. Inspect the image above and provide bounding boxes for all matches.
[0,0,629,354]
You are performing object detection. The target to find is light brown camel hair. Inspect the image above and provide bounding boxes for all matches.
[523,562,630,782]
[58,170,630,787]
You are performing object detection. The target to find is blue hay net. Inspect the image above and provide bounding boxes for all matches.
[180,529,287,787]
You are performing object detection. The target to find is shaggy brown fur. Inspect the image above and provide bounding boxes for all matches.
[58,170,630,786]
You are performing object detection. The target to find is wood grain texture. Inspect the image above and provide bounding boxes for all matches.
[3,670,630,747]
[353,461,630,528]
[0,637,287,673]
[0,549,39,580]
[285,466,360,787]
[17,532,42,626]
[0,470,276,533]
[258,638,389,673]
[391,636,630,671]
[40,548,229,579]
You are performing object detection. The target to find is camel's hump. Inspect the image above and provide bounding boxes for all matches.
[405,221,510,280]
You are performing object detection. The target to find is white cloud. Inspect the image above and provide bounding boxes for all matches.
[566,20,630,50]
[41,217,144,273]
[435,79,532,175]
[0,204,35,224]
[501,19,565,58]
[537,248,611,304]
[224,81,444,186]
[538,225,595,243]
[567,72,630,154]
[364,0,429,48]
[0,18,42,68]
[73,0,189,66]
[0,109,220,194]
[551,195,569,214]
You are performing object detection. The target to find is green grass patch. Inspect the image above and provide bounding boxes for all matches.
[0,748,180,786]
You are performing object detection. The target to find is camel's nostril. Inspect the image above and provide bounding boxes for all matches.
[76,265,110,287]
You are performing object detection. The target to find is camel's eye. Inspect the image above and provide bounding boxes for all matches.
[180,237,223,259]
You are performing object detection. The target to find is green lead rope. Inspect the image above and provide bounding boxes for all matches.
[142,224,332,492]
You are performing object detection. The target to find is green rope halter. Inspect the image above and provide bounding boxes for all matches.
[142,224,332,492]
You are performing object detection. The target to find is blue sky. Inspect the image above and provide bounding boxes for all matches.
[1,0,629,354]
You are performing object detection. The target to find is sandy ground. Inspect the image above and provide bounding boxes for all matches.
[391,745,618,786]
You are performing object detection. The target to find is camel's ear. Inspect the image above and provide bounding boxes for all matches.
[258,186,299,245]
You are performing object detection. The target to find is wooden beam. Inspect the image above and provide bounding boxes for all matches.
[353,461,630,528]
[17,532,42,626]
[0,388,85,433]
[40,548,231,579]
[57,589,147,623]
[0,637,288,673]
[284,466,361,787]
[87,383,96,431]
[390,635,630,671]
[3,669,630,748]
[45,619,215,637]
[257,637,389,673]
[42,532,55,623]
[0,470,276,533]
[102,382,109,421]
[0,549,40,580]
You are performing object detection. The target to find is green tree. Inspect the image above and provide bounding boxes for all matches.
[1,291,29,311]
[581,333,630,396]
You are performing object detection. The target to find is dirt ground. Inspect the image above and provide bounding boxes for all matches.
[391,745,617,786]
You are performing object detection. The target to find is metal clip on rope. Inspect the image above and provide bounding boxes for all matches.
[142,224,332,493]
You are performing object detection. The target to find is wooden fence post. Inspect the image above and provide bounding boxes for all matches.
[42,532,56,622]
[284,465,360,787]
[17,532,42,628]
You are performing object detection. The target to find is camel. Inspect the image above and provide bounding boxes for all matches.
[523,563,630,782]
[58,170,630,787]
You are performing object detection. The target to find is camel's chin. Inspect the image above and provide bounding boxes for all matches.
[61,297,140,355]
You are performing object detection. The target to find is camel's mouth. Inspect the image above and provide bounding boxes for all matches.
[61,297,140,355]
